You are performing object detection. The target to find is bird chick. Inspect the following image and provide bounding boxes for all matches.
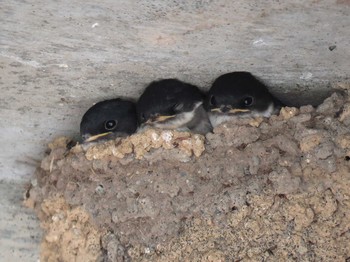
[205,72,284,127]
[80,98,137,142]
[136,79,212,135]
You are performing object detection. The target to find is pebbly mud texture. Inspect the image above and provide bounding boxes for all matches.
[25,89,350,261]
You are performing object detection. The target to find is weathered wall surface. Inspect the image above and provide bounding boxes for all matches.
[0,0,349,261]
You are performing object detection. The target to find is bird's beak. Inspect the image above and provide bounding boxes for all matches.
[85,132,113,142]
[146,115,175,123]
[156,115,176,122]
[211,108,250,113]
[229,108,250,114]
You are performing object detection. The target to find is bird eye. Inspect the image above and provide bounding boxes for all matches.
[140,113,146,121]
[173,103,184,112]
[209,95,216,106]
[104,120,117,130]
[243,96,254,107]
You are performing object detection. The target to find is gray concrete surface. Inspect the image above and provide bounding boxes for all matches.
[0,180,41,261]
[0,0,349,260]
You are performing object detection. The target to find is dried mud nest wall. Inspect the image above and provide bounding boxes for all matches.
[26,89,350,261]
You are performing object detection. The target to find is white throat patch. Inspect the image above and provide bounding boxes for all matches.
[152,101,202,129]
[258,103,274,117]
[209,103,275,127]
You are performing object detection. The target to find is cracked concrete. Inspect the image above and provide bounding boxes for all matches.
[0,0,349,261]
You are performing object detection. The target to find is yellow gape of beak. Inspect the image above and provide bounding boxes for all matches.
[85,132,113,142]
[156,115,176,122]
[229,108,250,113]
[211,108,250,113]
[146,115,176,124]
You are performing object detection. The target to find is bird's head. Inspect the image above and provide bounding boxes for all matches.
[137,79,204,128]
[205,72,274,117]
[80,98,137,142]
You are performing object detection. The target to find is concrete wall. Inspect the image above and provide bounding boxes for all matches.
[0,0,349,260]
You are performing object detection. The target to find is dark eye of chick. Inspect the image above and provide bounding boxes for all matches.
[172,103,184,113]
[242,96,254,107]
[140,113,146,122]
[209,95,217,107]
[104,120,117,130]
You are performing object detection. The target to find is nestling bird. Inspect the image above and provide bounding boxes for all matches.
[80,98,137,142]
[204,72,284,127]
[136,79,212,135]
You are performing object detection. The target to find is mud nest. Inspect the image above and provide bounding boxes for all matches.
[25,87,350,261]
